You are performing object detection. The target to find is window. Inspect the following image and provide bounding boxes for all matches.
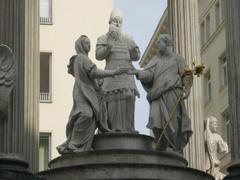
[206,14,211,40]
[222,109,230,146]
[219,53,228,87]
[221,0,226,21]
[39,133,51,171]
[200,21,205,46]
[204,71,211,103]
[215,1,220,28]
[40,52,52,102]
[40,0,52,24]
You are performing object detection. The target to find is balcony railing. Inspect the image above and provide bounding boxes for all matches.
[40,17,52,25]
[40,92,52,103]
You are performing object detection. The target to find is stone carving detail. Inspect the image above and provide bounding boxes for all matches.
[0,44,16,121]
[57,35,128,154]
[204,116,228,180]
[0,45,16,150]
[95,9,140,133]
[130,34,193,153]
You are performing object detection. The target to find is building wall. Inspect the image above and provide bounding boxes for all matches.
[40,0,113,160]
[199,0,228,139]
[198,0,230,172]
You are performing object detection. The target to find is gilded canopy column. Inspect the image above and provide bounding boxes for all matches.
[0,0,40,172]
[224,0,240,179]
[168,0,204,170]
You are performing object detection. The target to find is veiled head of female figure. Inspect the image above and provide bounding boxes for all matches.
[75,35,91,55]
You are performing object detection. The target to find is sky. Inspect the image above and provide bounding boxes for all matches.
[113,0,168,134]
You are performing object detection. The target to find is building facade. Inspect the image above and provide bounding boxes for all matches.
[199,0,230,172]
[39,0,112,171]
[140,0,230,173]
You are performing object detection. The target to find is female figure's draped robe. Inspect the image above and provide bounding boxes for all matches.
[57,39,113,154]
[57,54,99,154]
[138,54,193,152]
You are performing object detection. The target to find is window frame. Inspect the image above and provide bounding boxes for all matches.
[221,0,226,22]
[200,21,205,46]
[40,52,52,103]
[206,14,211,40]
[40,0,53,25]
[204,70,212,104]
[221,108,230,146]
[215,1,220,28]
[39,132,52,171]
[219,52,228,88]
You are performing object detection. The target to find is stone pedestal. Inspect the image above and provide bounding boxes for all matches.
[37,134,213,180]
[224,0,240,179]
[0,154,43,180]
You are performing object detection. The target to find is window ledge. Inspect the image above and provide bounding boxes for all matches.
[40,17,53,25]
[40,93,52,103]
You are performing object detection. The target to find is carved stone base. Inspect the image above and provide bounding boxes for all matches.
[37,134,214,180]
[0,154,44,180]
[92,133,156,151]
[224,160,240,180]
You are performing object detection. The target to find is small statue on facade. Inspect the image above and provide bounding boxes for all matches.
[95,9,140,133]
[204,116,228,180]
[129,34,193,153]
[57,35,128,154]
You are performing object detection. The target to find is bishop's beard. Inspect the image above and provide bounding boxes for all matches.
[108,24,122,40]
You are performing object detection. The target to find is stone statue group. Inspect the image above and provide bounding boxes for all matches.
[0,8,228,180]
[57,9,193,155]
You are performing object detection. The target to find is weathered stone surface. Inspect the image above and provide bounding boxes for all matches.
[56,36,130,155]
[0,0,40,172]
[134,34,193,154]
[49,149,187,169]
[38,134,213,180]
[224,0,240,179]
[38,164,214,180]
[92,133,155,151]
[0,154,44,180]
[95,9,140,133]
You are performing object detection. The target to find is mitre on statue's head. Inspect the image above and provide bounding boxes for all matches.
[109,9,123,23]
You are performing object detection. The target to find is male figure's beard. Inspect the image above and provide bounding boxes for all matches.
[108,24,121,40]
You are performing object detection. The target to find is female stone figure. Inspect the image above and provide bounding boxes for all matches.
[57,35,128,154]
[130,34,193,153]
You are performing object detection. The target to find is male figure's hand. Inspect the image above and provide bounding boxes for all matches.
[113,67,129,76]
[127,68,138,75]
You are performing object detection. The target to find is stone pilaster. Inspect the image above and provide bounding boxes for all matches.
[168,0,204,170]
[0,0,40,172]
[224,0,240,179]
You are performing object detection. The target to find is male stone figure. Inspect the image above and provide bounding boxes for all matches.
[131,34,193,153]
[204,116,228,180]
[95,9,140,133]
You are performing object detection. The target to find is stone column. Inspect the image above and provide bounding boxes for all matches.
[168,0,204,170]
[224,0,240,179]
[0,0,40,172]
